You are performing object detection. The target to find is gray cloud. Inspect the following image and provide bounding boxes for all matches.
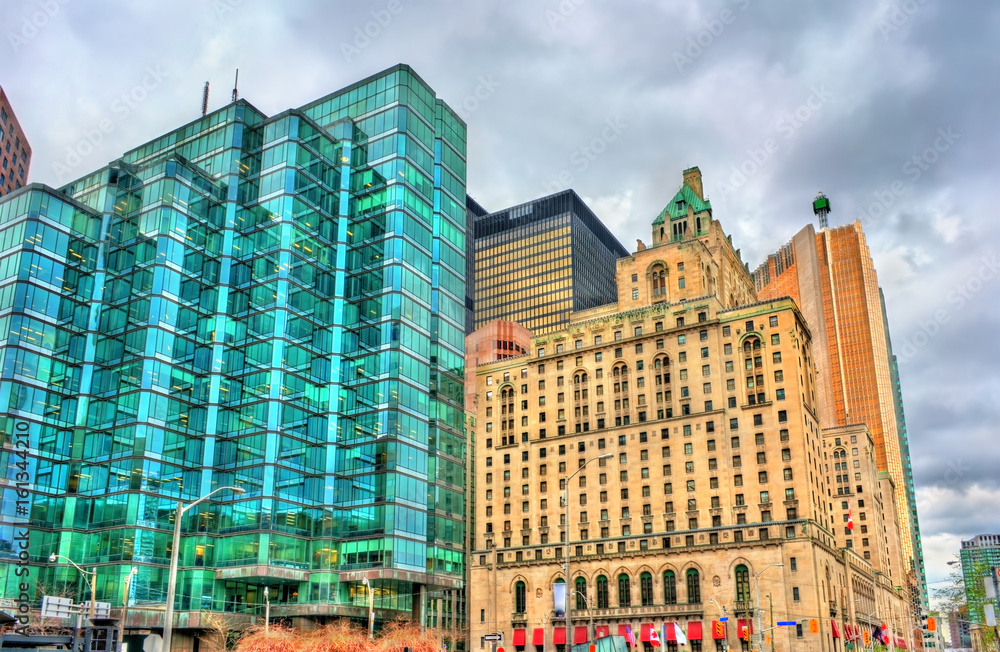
[1,0,997,584]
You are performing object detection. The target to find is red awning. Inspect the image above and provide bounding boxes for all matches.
[596,626,610,639]
[554,627,567,645]
[832,620,841,639]
[533,628,545,646]
[712,621,726,640]
[688,622,703,641]
[896,638,908,649]
[513,630,526,647]
[574,627,588,644]
[641,624,653,642]
[738,620,753,637]
[619,625,631,637]
[665,623,677,642]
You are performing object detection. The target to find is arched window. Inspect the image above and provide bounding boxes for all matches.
[650,264,667,298]
[515,581,526,614]
[686,569,701,604]
[663,570,677,605]
[575,577,587,610]
[618,574,631,608]
[640,572,654,606]
[596,576,609,608]
[735,565,750,602]
[834,448,851,494]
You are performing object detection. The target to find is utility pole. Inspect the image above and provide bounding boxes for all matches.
[767,594,774,652]
[755,564,784,652]
[564,454,613,646]
[723,606,730,652]
[491,542,498,652]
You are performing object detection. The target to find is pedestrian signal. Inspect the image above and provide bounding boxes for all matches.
[927,617,937,632]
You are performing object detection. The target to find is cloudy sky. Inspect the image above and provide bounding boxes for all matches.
[3,0,998,605]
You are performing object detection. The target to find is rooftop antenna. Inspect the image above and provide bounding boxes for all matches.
[231,69,239,103]
[813,191,831,229]
[201,82,210,116]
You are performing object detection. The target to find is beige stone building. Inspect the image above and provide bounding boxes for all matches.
[466,169,913,652]
[822,424,916,649]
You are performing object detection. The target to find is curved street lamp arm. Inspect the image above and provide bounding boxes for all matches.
[50,554,95,578]
[180,485,244,514]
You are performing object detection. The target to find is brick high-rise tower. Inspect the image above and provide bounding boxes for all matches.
[0,86,31,196]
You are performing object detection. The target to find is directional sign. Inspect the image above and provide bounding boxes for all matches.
[485,634,504,642]
[777,622,798,627]
[41,596,76,619]
[81,601,112,617]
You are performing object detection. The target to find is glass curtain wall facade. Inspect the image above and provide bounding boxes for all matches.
[0,65,467,629]
[473,190,628,335]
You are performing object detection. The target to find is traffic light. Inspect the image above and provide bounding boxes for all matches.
[715,622,727,639]
[809,619,819,635]
[743,628,752,643]
[863,631,871,645]
[927,617,937,632]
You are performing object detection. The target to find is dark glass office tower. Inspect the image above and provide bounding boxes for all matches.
[0,65,467,641]
[472,190,628,334]
[464,196,489,335]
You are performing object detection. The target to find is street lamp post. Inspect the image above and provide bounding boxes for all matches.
[49,553,98,620]
[855,599,878,652]
[362,577,374,640]
[163,486,244,652]
[709,599,730,652]
[120,566,138,649]
[754,564,784,652]
[573,590,594,642]
[564,453,613,646]
[263,587,270,633]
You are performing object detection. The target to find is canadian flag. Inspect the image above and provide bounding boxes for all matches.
[649,626,661,647]
[847,501,854,530]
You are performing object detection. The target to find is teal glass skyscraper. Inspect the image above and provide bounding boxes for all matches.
[0,65,467,639]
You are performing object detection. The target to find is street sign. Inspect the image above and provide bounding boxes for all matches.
[81,601,112,618]
[485,634,504,642]
[719,617,729,622]
[41,596,76,619]
[776,622,797,627]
